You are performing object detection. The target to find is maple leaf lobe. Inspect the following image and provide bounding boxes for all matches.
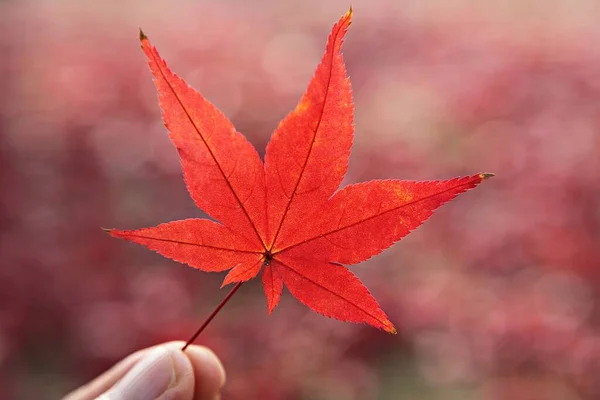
[138,28,269,249]
[264,6,354,252]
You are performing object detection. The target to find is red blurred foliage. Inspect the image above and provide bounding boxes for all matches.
[1,1,599,399]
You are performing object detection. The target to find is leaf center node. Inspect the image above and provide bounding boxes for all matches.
[263,251,273,266]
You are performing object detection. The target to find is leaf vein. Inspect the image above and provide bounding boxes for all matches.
[277,259,387,327]
[275,178,477,254]
[124,233,262,254]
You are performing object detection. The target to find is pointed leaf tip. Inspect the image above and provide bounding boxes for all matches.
[344,6,353,23]
[384,322,397,334]
[101,227,112,233]
[139,28,147,41]
[480,173,495,180]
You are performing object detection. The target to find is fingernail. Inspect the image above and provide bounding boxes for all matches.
[108,346,178,399]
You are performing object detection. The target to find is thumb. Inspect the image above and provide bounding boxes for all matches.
[101,345,194,400]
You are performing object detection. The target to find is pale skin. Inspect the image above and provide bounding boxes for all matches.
[63,342,225,400]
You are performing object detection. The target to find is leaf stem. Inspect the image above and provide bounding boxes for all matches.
[181,282,243,351]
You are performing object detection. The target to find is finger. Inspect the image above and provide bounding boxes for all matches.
[101,343,194,400]
[184,345,226,399]
[63,341,226,400]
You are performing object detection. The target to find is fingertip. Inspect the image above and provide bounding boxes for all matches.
[158,345,195,399]
[103,345,195,400]
[184,345,226,398]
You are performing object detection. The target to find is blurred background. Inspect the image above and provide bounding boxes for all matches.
[1,0,600,399]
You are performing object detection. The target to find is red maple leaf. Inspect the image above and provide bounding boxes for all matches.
[107,9,491,341]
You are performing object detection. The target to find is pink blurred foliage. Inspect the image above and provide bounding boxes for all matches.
[1,1,600,399]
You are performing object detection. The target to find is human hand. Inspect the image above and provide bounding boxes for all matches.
[64,341,225,400]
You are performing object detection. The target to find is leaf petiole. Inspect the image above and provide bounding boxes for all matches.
[181,281,244,351]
